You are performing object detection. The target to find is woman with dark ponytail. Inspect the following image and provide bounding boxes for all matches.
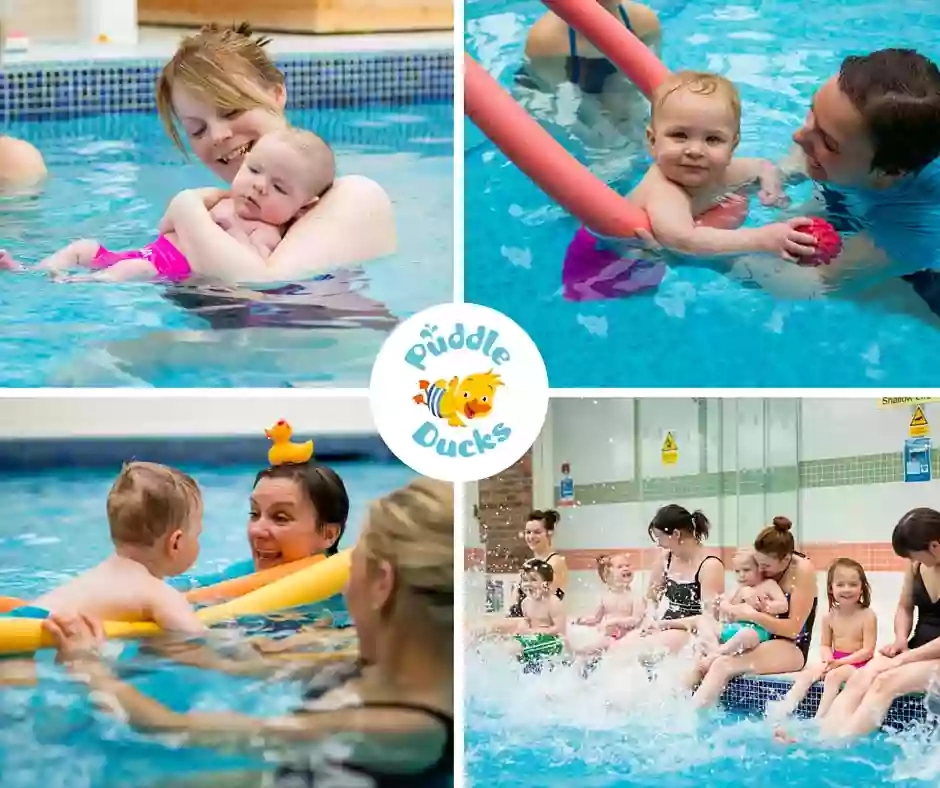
[507,510,568,618]
[616,504,724,657]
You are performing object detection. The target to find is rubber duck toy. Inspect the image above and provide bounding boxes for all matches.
[265,420,314,466]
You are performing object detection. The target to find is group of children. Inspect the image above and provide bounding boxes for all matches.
[0,127,335,282]
[496,546,878,720]
[6,462,208,635]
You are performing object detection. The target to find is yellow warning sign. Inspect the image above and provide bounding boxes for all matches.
[661,432,678,465]
[910,406,930,438]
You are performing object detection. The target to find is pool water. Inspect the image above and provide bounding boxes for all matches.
[465,644,940,787]
[0,459,417,787]
[1,102,453,387]
[465,0,940,386]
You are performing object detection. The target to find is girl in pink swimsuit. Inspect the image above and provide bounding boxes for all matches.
[773,557,877,720]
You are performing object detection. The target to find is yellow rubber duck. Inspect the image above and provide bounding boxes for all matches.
[265,420,314,466]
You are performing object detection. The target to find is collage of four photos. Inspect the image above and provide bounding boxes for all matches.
[2,0,940,786]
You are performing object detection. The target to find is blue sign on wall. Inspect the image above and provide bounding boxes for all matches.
[904,437,932,483]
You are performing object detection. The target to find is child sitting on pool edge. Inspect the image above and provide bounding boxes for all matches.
[572,553,645,653]
[563,71,819,299]
[771,557,876,723]
[695,548,788,665]
[0,128,334,281]
[6,462,206,634]
[508,558,567,665]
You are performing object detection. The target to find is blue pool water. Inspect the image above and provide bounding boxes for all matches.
[0,459,417,787]
[465,645,940,787]
[1,102,453,387]
[465,0,940,386]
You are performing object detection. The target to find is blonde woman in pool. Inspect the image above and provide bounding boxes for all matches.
[149,23,395,283]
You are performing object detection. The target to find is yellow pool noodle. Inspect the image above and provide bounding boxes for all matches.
[0,549,351,656]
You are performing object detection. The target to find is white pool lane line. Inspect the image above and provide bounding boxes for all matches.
[2,26,454,64]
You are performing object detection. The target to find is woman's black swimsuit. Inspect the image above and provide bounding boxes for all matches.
[514,4,634,95]
[507,552,565,618]
[273,683,453,787]
[909,563,940,649]
[565,4,633,94]
[771,552,817,666]
[660,553,723,620]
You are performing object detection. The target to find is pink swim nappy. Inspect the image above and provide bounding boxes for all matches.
[562,226,666,301]
[90,234,192,283]
[832,649,870,669]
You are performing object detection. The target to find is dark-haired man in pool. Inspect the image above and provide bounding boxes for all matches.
[780,49,940,301]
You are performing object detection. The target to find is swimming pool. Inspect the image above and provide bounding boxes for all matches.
[1,88,452,387]
[464,645,940,787]
[0,458,417,787]
[465,0,940,387]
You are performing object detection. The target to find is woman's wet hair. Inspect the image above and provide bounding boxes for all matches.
[648,504,710,542]
[839,49,940,176]
[156,22,286,151]
[522,558,554,583]
[827,557,872,610]
[892,507,940,558]
[360,478,453,632]
[528,509,560,533]
[253,462,348,555]
[753,515,795,559]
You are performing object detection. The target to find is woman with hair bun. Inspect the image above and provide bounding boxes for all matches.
[689,515,819,708]
[507,509,568,618]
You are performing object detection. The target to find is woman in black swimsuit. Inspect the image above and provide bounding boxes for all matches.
[507,509,567,618]
[691,516,819,709]
[620,504,724,657]
[44,478,453,787]
[818,508,940,739]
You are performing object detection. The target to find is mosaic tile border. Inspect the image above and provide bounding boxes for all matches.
[561,449,936,506]
[0,51,453,121]
[721,675,928,731]
[0,434,395,471]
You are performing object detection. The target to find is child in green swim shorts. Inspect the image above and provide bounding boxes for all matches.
[510,559,566,663]
[701,549,788,662]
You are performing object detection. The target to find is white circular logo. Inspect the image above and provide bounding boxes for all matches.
[369,303,549,483]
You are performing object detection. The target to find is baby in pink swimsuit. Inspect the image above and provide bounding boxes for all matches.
[0,128,334,282]
[563,70,816,301]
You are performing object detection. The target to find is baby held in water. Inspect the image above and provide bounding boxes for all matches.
[0,128,334,281]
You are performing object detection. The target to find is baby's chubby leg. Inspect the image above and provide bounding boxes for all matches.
[63,257,157,283]
[36,239,101,272]
[718,627,761,656]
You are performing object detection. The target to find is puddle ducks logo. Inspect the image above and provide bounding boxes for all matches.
[369,303,549,483]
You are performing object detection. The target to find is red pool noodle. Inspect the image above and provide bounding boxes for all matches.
[464,1,672,238]
[465,56,651,237]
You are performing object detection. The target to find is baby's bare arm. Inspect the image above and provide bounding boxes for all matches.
[646,173,779,256]
[245,226,284,260]
[547,596,567,636]
[755,580,789,615]
[723,158,777,189]
[149,583,206,636]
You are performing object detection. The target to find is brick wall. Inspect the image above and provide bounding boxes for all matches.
[477,450,533,573]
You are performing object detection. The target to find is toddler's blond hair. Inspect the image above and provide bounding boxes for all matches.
[107,462,201,546]
[651,70,742,132]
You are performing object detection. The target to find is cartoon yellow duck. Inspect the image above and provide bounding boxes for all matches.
[413,371,505,428]
[265,420,314,465]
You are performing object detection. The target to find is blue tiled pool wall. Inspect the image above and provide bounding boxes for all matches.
[0,50,453,122]
[0,434,395,471]
[722,676,929,731]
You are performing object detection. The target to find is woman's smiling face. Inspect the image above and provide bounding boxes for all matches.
[247,476,337,569]
[171,82,287,183]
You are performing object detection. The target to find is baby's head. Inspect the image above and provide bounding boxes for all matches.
[231,127,335,225]
[107,462,203,576]
[520,558,554,599]
[597,553,633,589]
[732,548,762,587]
[647,70,741,189]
